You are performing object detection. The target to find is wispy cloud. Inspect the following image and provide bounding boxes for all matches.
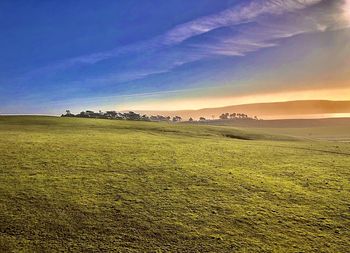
[160,0,323,45]
[24,0,327,74]
[106,0,349,82]
[187,0,350,56]
[15,0,350,101]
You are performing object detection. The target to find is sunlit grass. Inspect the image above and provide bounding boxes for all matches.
[0,116,349,252]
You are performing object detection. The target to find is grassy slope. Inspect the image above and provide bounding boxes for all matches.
[0,116,349,252]
[249,127,350,142]
[187,118,350,141]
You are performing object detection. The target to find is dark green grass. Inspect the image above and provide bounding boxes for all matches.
[0,116,349,252]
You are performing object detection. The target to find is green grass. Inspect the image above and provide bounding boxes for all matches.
[248,126,350,142]
[188,118,350,141]
[0,116,349,252]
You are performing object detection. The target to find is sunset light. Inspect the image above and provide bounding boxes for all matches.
[344,0,350,23]
[1,1,350,252]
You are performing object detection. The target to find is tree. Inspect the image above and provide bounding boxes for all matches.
[189,117,194,122]
[199,117,206,121]
[229,113,236,119]
[172,116,182,122]
[141,115,150,121]
[219,113,229,120]
[124,111,141,120]
[63,110,74,117]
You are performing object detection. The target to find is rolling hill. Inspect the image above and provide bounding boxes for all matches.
[133,100,350,120]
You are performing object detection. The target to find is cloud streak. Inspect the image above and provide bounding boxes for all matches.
[161,0,323,45]
[107,0,348,82]
[13,0,350,104]
[24,0,326,74]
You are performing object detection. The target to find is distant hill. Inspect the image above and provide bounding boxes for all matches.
[133,100,350,120]
[188,117,350,128]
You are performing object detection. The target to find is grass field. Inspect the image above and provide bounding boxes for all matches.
[0,116,349,252]
[249,127,350,142]
[188,118,350,142]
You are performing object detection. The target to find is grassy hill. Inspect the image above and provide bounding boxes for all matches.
[0,116,349,252]
[188,118,350,141]
[134,100,350,120]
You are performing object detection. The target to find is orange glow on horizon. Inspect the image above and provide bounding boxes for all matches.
[343,0,350,24]
[119,87,350,111]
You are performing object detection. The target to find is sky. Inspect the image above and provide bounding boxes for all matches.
[0,0,350,114]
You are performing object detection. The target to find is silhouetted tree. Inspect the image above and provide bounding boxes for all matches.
[229,113,236,119]
[61,110,194,122]
[172,116,182,122]
[219,113,229,120]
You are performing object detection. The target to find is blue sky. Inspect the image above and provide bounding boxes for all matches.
[1,0,350,114]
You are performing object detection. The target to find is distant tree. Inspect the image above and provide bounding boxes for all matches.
[199,117,206,121]
[106,111,118,118]
[229,113,236,119]
[63,110,74,117]
[150,115,157,121]
[172,116,182,122]
[189,117,194,122]
[62,109,180,122]
[124,111,141,120]
[219,113,229,120]
[141,115,150,121]
[149,115,172,122]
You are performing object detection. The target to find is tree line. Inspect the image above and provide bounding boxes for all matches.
[62,110,259,122]
[189,113,259,122]
[61,110,183,122]
[218,112,258,120]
